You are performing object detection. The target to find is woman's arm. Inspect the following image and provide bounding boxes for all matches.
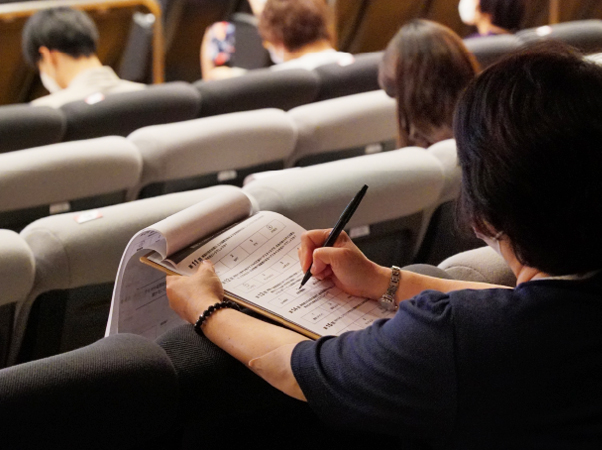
[299,229,512,307]
[166,230,509,402]
[166,261,308,401]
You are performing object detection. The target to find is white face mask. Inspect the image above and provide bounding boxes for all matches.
[267,46,285,65]
[40,72,62,93]
[459,0,478,25]
[474,228,503,257]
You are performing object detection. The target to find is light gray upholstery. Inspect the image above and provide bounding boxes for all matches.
[417,139,483,265]
[0,230,34,367]
[438,246,516,287]
[463,34,522,69]
[517,20,602,55]
[128,108,297,198]
[244,147,446,265]
[0,136,142,230]
[286,90,397,167]
[11,185,243,365]
[0,230,34,309]
[426,139,461,204]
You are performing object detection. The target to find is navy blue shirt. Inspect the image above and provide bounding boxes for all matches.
[291,276,602,449]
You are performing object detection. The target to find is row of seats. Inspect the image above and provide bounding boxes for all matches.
[0,246,516,450]
[0,90,398,231]
[3,19,602,155]
[0,139,462,367]
[464,19,602,68]
[0,52,382,153]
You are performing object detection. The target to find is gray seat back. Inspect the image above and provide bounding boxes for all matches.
[230,12,271,70]
[11,185,243,365]
[286,90,397,167]
[415,139,483,265]
[195,68,320,117]
[0,230,34,367]
[0,136,142,231]
[463,34,522,69]
[60,82,201,141]
[517,20,602,54]
[244,147,446,268]
[313,52,382,101]
[438,246,516,287]
[0,105,65,153]
[129,109,297,198]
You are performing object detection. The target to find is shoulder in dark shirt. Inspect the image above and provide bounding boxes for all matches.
[292,276,602,449]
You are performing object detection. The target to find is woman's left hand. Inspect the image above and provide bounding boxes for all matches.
[166,260,225,324]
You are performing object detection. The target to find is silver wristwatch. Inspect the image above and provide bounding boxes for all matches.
[378,266,401,311]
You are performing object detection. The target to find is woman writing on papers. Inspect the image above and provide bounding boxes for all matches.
[164,45,602,448]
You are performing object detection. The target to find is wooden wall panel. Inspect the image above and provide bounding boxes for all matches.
[334,0,602,54]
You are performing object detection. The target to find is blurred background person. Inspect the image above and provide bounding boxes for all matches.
[200,0,267,80]
[22,7,145,108]
[201,0,351,80]
[378,20,480,148]
[459,0,525,37]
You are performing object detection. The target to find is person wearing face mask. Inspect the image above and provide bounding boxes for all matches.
[459,0,524,38]
[201,0,351,80]
[257,0,352,72]
[22,7,145,108]
[159,44,602,448]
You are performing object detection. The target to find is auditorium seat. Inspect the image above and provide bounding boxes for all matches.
[0,136,142,231]
[230,12,271,70]
[517,20,602,54]
[438,246,516,287]
[464,34,522,69]
[129,109,297,198]
[414,139,484,265]
[0,230,34,368]
[11,185,242,366]
[286,90,397,167]
[0,333,179,449]
[313,52,382,101]
[194,68,320,117]
[60,82,201,141]
[0,104,65,153]
[244,147,446,268]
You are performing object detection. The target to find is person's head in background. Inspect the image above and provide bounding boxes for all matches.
[455,43,602,275]
[378,20,480,148]
[258,0,334,63]
[459,0,524,37]
[22,7,101,93]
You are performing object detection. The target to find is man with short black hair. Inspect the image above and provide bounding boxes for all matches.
[22,7,145,108]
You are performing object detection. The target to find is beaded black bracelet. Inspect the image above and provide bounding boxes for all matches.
[194,299,240,332]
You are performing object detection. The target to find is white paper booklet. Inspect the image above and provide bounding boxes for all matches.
[106,190,394,339]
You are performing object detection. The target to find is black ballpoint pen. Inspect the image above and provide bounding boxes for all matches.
[299,184,369,289]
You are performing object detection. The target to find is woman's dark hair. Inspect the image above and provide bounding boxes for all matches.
[379,20,479,148]
[258,0,332,52]
[455,42,602,275]
[480,0,524,32]
[22,7,99,68]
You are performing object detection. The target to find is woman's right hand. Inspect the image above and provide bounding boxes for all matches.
[299,229,391,300]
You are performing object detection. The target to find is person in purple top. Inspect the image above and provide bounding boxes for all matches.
[459,0,524,37]
[163,43,602,449]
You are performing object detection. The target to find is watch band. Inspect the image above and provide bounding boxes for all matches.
[378,266,401,311]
